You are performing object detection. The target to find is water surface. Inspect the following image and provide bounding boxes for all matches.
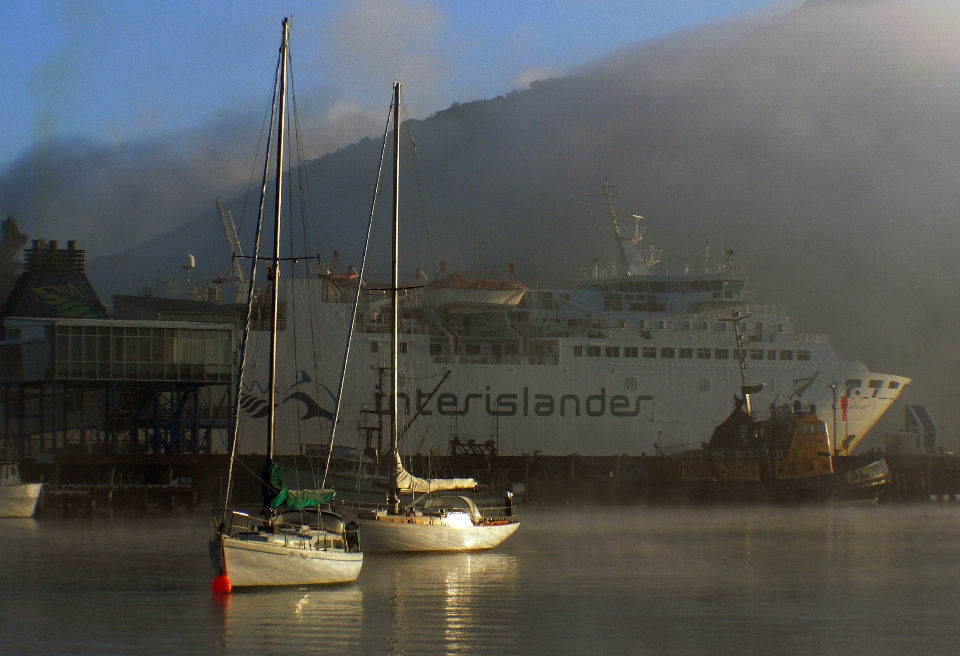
[2,504,958,654]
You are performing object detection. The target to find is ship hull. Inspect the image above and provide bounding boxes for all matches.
[209,535,362,587]
[681,456,889,503]
[234,279,910,458]
[356,517,519,552]
[0,483,42,518]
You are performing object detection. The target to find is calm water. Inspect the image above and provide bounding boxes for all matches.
[2,504,959,654]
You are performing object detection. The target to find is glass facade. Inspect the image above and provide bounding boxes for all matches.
[53,324,234,382]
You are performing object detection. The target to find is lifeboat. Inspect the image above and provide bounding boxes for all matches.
[320,264,359,287]
[423,261,527,311]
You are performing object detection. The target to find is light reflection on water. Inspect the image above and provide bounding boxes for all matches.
[2,505,960,654]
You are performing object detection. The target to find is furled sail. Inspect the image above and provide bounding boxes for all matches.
[392,451,477,494]
[262,459,335,510]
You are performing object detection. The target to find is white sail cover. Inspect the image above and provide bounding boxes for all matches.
[393,451,477,493]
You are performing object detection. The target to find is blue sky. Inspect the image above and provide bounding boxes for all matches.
[0,0,791,168]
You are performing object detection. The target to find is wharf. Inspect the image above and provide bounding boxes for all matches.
[17,451,960,512]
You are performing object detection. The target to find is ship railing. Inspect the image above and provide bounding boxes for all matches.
[735,304,787,318]
[682,449,772,462]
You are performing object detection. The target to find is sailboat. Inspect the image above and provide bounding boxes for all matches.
[208,18,362,590]
[339,83,519,552]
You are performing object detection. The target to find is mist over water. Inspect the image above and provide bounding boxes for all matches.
[2,1,958,442]
[3,505,960,654]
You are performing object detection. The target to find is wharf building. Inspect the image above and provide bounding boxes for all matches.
[0,240,239,460]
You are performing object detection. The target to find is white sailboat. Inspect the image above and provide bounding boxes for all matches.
[208,18,362,590]
[0,462,42,518]
[340,83,519,552]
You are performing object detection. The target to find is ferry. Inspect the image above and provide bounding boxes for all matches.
[215,181,909,458]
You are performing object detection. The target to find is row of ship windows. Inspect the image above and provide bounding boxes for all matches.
[574,346,812,361]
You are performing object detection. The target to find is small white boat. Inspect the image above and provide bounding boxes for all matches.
[348,493,519,552]
[0,462,42,518]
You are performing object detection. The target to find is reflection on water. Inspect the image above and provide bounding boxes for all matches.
[216,586,365,652]
[4,506,960,654]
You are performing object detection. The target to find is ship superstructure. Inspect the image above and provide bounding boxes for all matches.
[197,182,909,458]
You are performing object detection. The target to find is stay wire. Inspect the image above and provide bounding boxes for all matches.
[321,97,395,490]
[224,42,283,508]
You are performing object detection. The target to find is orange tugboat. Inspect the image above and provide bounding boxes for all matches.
[679,310,889,502]
[681,397,889,502]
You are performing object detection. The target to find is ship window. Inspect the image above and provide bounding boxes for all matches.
[698,378,711,392]
[466,344,481,355]
[605,346,620,358]
[715,349,729,359]
[767,350,777,360]
[400,342,408,354]
[657,321,665,329]
[797,350,811,361]
[573,346,583,357]
[779,350,793,361]
[430,343,442,355]
[680,321,691,330]
[679,348,693,359]
[637,320,645,329]
[660,348,675,359]
[845,379,863,388]
[649,282,666,293]
[370,342,379,353]
[624,346,639,358]
[868,380,884,389]
[587,346,601,357]
[625,377,638,391]
[642,347,657,358]
[888,381,900,389]
[750,349,764,360]
[696,348,711,359]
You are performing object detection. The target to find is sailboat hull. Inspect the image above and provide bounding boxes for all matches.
[0,483,42,518]
[210,536,363,587]
[357,518,519,552]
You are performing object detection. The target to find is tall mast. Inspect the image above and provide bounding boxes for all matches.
[266,18,289,463]
[389,82,401,511]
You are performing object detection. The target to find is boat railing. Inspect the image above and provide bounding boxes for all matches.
[478,504,518,522]
[212,508,358,552]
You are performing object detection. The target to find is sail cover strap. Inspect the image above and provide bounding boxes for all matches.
[262,459,335,509]
[392,451,477,494]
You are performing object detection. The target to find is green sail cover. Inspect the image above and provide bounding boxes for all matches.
[262,459,335,510]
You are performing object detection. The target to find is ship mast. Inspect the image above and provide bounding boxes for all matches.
[266,18,289,481]
[389,82,401,514]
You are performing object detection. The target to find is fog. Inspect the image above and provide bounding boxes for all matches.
[2,0,959,445]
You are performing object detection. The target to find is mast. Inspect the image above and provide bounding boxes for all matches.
[266,18,289,467]
[389,82,401,513]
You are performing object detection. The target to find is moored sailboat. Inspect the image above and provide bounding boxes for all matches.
[208,18,362,589]
[339,83,519,552]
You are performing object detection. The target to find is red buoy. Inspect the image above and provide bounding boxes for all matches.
[211,574,233,594]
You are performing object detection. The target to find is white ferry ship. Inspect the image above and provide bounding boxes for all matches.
[231,182,909,458]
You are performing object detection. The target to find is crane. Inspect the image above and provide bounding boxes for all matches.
[216,197,245,281]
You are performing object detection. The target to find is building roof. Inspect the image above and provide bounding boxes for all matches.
[113,295,241,322]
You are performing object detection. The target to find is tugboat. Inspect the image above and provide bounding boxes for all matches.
[679,310,889,502]
[681,397,890,502]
